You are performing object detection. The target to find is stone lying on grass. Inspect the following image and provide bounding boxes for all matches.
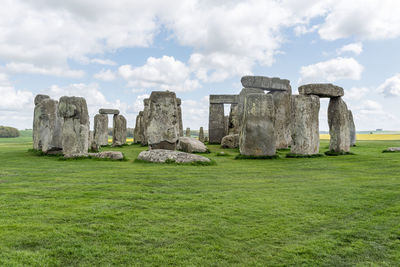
[177,137,208,153]
[137,149,210,163]
[221,134,239,148]
[64,151,124,160]
[384,147,400,152]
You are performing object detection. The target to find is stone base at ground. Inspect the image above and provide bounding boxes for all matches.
[64,151,124,160]
[177,137,208,153]
[137,149,210,163]
[221,134,239,148]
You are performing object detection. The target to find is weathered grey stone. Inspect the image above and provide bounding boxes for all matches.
[348,110,356,147]
[133,113,142,144]
[228,104,240,135]
[290,95,320,155]
[208,103,225,144]
[185,127,191,137]
[386,147,400,152]
[237,88,265,129]
[209,95,239,104]
[138,111,146,145]
[328,97,350,153]
[34,94,50,106]
[221,134,239,148]
[299,83,344,98]
[90,151,124,160]
[112,114,127,147]
[224,116,229,136]
[177,98,184,137]
[146,91,180,150]
[94,114,108,146]
[142,98,150,145]
[137,149,210,163]
[268,90,292,149]
[33,97,63,153]
[99,108,119,115]
[239,94,276,156]
[177,137,208,153]
[241,76,291,91]
[199,127,205,142]
[58,96,90,156]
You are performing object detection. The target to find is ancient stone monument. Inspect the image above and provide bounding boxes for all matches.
[348,110,356,146]
[328,97,350,153]
[209,94,239,143]
[113,114,127,147]
[133,113,142,144]
[146,91,180,150]
[199,127,205,142]
[239,93,276,156]
[177,98,183,137]
[185,127,190,137]
[290,95,320,155]
[93,114,108,146]
[33,94,63,153]
[57,96,90,156]
[142,99,150,145]
[177,137,208,153]
[221,134,239,149]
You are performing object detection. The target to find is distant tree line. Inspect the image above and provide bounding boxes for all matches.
[0,126,20,138]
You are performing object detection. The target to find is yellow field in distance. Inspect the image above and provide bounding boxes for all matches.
[320,134,400,140]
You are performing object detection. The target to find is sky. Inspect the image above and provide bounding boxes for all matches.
[1,0,400,131]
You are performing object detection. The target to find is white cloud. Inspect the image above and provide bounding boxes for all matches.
[93,69,116,81]
[181,96,209,130]
[337,42,363,55]
[378,73,400,97]
[133,94,150,113]
[318,0,400,41]
[6,63,84,78]
[344,87,369,101]
[90,58,117,66]
[299,57,364,84]
[0,73,33,111]
[119,56,200,92]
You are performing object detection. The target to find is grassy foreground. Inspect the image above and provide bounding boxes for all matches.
[1,136,400,266]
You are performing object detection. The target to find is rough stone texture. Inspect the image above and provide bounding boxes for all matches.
[209,95,239,104]
[268,90,292,149]
[177,98,184,136]
[224,116,229,136]
[99,108,119,115]
[328,97,350,153]
[142,98,150,145]
[241,76,291,91]
[34,94,50,106]
[348,110,356,147]
[90,151,124,160]
[185,127,191,137]
[177,137,208,153]
[112,114,127,147]
[199,127,205,142]
[228,104,240,135]
[386,147,400,152]
[33,97,63,153]
[239,94,276,156]
[137,149,210,163]
[58,96,90,156]
[94,114,108,146]
[299,83,344,98]
[133,113,142,144]
[208,103,225,144]
[237,88,265,129]
[137,111,146,144]
[146,91,179,150]
[290,95,320,155]
[221,134,239,148]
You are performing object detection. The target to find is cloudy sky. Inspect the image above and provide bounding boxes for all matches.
[1,0,400,131]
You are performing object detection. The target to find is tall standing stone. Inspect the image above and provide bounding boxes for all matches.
[146,91,180,150]
[142,98,150,145]
[228,104,240,135]
[224,115,229,136]
[112,114,127,147]
[348,110,356,147]
[133,113,142,144]
[290,95,320,155]
[199,127,205,142]
[94,114,109,146]
[328,97,350,153]
[239,94,276,156]
[58,96,90,156]
[33,95,63,153]
[237,88,265,130]
[209,103,225,144]
[185,127,190,137]
[177,98,184,137]
[269,90,292,149]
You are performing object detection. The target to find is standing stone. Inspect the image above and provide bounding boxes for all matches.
[133,113,142,144]
[228,104,240,135]
[146,91,180,150]
[185,127,191,137]
[269,90,292,149]
[290,95,320,155]
[208,103,225,144]
[328,97,350,153]
[177,98,184,137]
[33,96,63,153]
[138,111,146,145]
[348,110,356,147]
[112,114,127,147]
[239,94,276,156]
[237,88,265,130]
[89,131,99,152]
[94,114,108,146]
[142,99,150,145]
[57,96,90,156]
[224,115,229,136]
[199,127,205,142]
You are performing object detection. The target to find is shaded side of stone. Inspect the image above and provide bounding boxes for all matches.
[208,103,225,144]
[328,97,350,153]
[112,114,127,147]
[348,110,356,147]
[94,114,109,146]
[269,90,292,149]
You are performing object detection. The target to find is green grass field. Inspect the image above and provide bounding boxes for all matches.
[1,134,400,266]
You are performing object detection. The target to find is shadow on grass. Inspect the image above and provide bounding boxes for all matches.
[324,150,355,156]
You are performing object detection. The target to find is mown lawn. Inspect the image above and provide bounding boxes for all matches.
[1,136,400,266]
